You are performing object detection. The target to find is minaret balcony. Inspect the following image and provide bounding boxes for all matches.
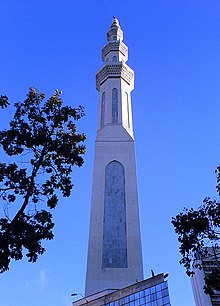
[96,62,134,91]
[102,41,128,62]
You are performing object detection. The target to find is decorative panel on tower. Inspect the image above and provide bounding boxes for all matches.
[102,161,127,269]
[85,18,143,297]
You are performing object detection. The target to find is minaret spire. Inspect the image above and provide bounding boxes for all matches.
[85,19,143,297]
[96,18,134,138]
[107,17,123,42]
[112,16,120,27]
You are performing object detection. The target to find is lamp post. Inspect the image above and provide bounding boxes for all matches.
[71,293,89,303]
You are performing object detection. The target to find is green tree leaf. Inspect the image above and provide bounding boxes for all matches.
[0,88,86,272]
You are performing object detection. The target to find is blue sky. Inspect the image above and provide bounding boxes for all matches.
[1,1,220,305]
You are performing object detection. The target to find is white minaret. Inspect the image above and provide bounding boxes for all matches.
[85,18,143,296]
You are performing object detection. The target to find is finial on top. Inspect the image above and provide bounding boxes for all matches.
[110,16,120,29]
[107,17,123,42]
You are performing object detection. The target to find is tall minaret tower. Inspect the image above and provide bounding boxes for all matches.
[85,18,143,296]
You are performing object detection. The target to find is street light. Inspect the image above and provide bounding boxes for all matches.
[71,293,89,303]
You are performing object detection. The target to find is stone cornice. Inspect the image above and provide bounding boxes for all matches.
[96,62,134,91]
[102,42,128,61]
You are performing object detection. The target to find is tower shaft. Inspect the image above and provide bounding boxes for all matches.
[85,18,143,296]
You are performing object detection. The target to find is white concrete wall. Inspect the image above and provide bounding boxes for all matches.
[97,78,134,139]
[191,269,212,306]
[85,131,143,296]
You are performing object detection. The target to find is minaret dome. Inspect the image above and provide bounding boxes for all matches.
[102,18,128,64]
[107,17,123,42]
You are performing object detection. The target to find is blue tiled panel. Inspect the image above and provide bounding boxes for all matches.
[102,161,127,268]
[101,92,105,128]
[112,88,118,123]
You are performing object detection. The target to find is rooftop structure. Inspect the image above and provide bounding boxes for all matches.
[73,274,171,306]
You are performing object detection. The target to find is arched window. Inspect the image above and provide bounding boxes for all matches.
[112,56,117,62]
[126,92,130,129]
[112,88,118,123]
[102,161,127,268]
[101,92,105,128]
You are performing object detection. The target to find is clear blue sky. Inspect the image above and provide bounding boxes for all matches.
[1,1,220,305]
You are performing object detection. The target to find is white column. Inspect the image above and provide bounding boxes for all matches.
[85,18,143,296]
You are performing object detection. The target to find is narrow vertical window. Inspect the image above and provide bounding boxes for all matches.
[101,92,105,128]
[126,92,130,129]
[112,88,118,123]
[113,56,117,62]
[102,161,127,268]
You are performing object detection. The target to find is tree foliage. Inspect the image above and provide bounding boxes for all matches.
[0,88,86,272]
[172,167,220,295]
